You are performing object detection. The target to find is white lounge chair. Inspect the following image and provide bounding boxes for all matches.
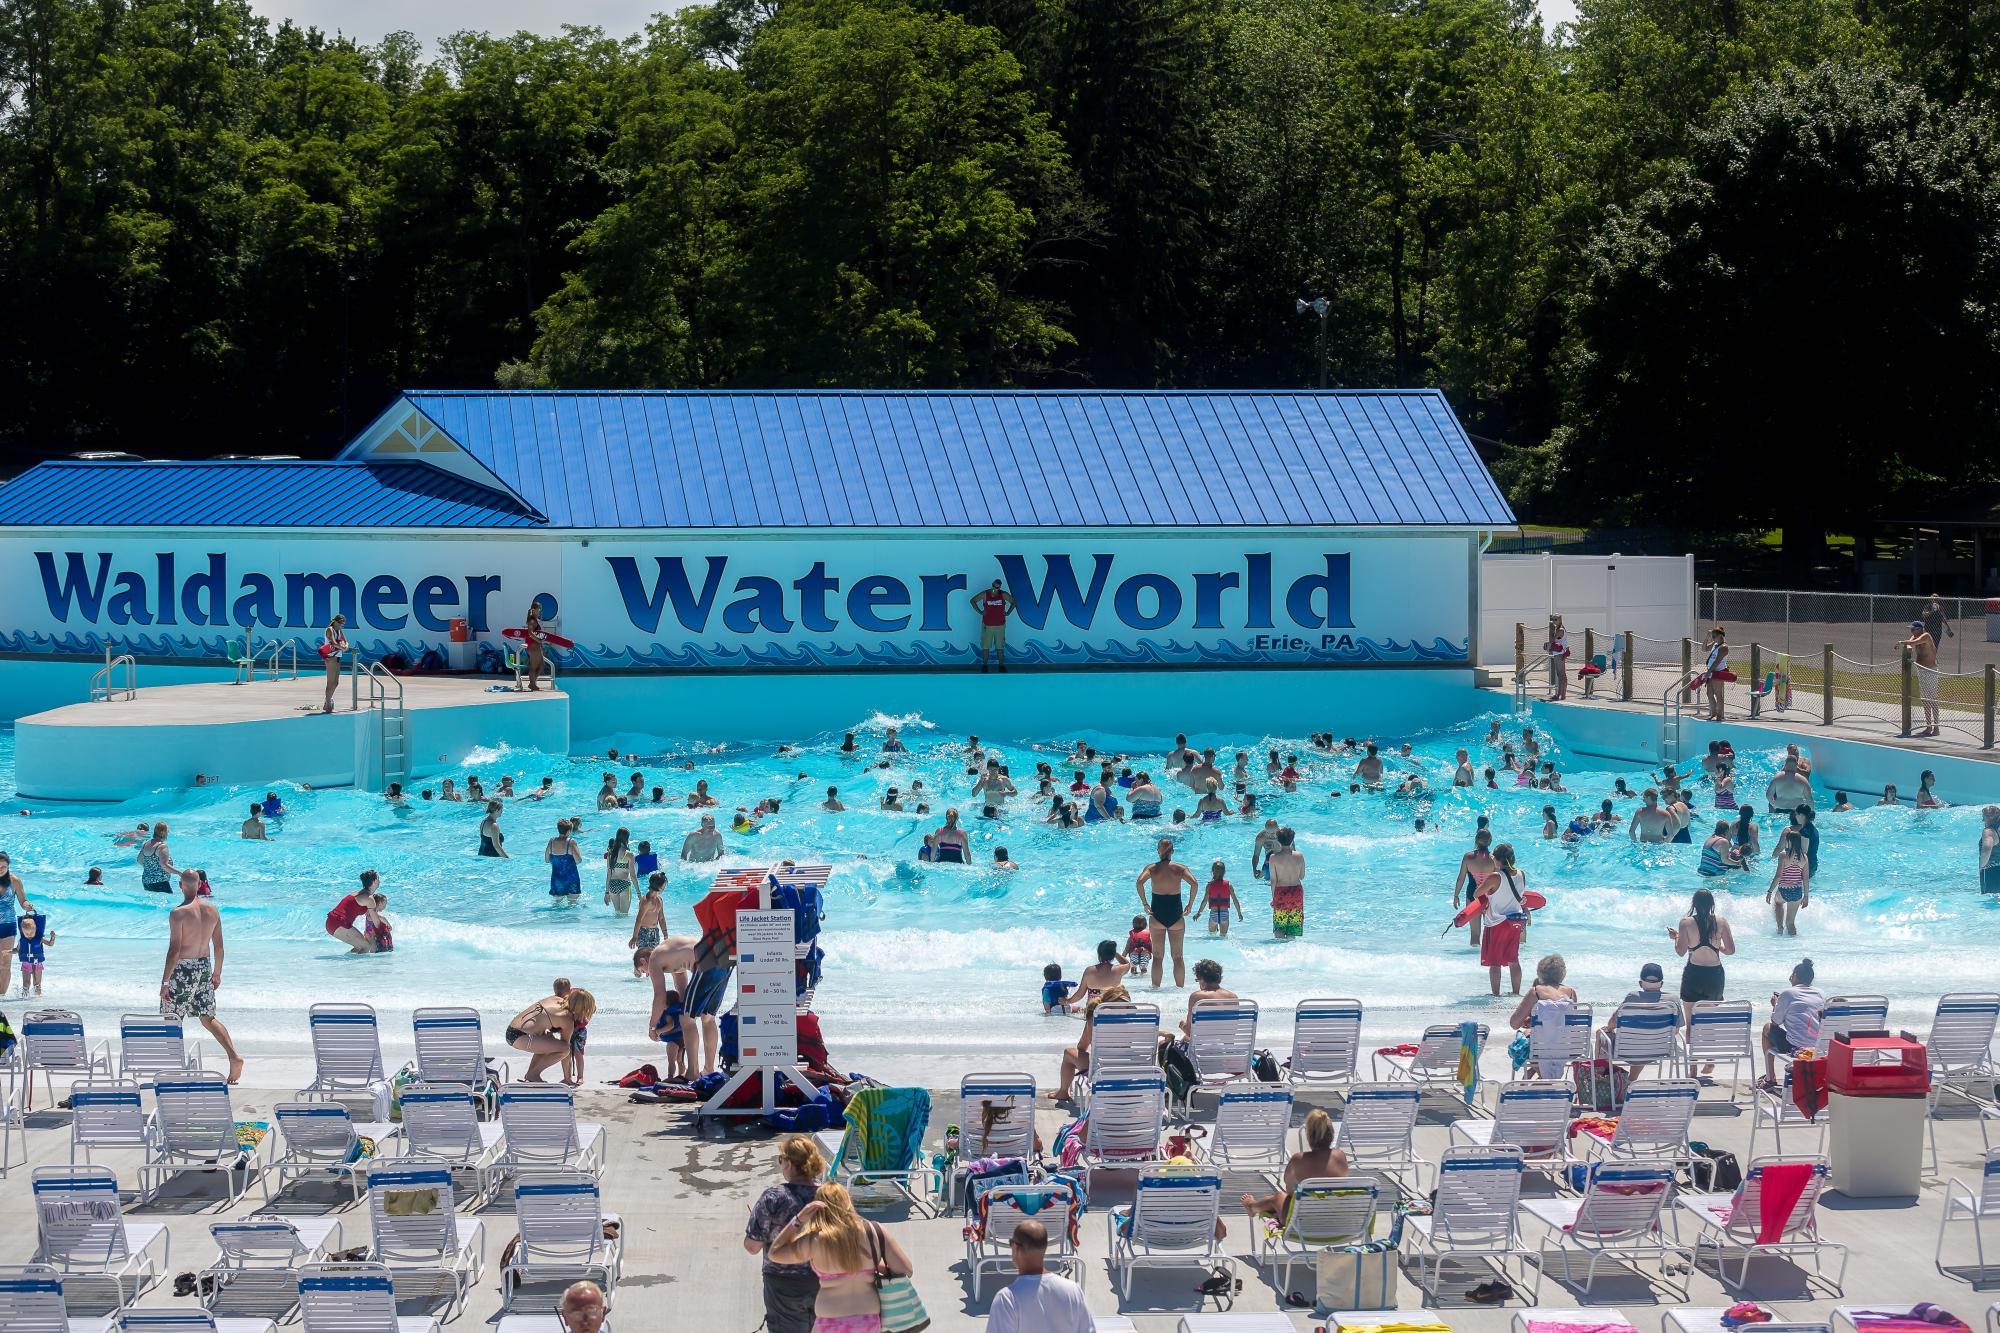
[21,1011,114,1111]
[1076,1003,1162,1098]
[1605,998,1682,1076]
[117,1015,203,1084]
[201,1216,346,1313]
[1526,1001,1593,1079]
[142,1071,257,1205]
[363,1160,486,1320]
[1813,996,1889,1054]
[1681,1002,1754,1101]
[69,1079,153,1166]
[265,1100,398,1203]
[298,1261,442,1333]
[1287,998,1363,1093]
[500,1170,622,1310]
[1584,1079,1699,1172]
[1374,1022,1488,1105]
[1079,1068,1168,1187]
[31,1165,170,1304]
[1404,1145,1539,1302]
[306,1005,391,1119]
[1747,1079,1827,1162]
[410,1009,506,1118]
[1107,1170,1230,1299]
[1181,999,1259,1109]
[113,1311,275,1333]
[958,1072,1036,1163]
[1521,1160,1689,1298]
[1672,1156,1843,1293]
[964,1181,1080,1300]
[1206,1087,1293,1180]
[1510,1310,1635,1333]
[397,1084,504,1202]
[1249,1177,1378,1298]
[1926,993,2000,1172]
[496,1083,606,1179]
[1450,1080,1573,1181]
[1936,1147,2000,1280]
[0,1065,24,1177]
[1662,1307,1828,1333]
[1332,1083,1427,1187]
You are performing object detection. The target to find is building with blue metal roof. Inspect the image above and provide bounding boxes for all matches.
[0,389,1515,692]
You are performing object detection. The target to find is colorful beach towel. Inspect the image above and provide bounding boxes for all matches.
[838,1085,931,1175]
[1456,1020,1481,1103]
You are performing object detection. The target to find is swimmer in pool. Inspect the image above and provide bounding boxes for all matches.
[1453,749,1474,787]
[1250,818,1281,880]
[1136,839,1199,988]
[1194,779,1229,820]
[1628,788,1672,843]
[1353,743,1384,786]
[932,808,971,863]
[1128,773,1164,819]
[822,786,845,812]
[1452,829,1497,950]
[1484,719,1503,746]
[680,814,725,862]
[1765,754,1813,813]
[1265,828,1306,938]
[478,802,507,857]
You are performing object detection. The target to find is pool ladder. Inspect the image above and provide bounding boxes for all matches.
[356,659,410,787]
[1658,672,1696,762]
[89,646,137,702]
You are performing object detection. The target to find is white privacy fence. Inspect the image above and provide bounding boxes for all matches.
[1480,554,1695,660]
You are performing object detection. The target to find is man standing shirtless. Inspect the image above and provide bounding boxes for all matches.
[161,867,243,1083]
[1265,828,1306,938]
[1899,620,1941,737]
[1628,789,1673,843]
[1135,839,1198,988]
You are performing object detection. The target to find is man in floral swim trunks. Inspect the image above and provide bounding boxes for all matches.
[160,867,244,1083]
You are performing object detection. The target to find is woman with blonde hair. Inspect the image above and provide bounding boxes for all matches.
[1052,984,1131,1100]
[744,1135,828,1333]
[766,1182,914,1333]
[506,987,594,1083]
[1241,1106,1347,1218]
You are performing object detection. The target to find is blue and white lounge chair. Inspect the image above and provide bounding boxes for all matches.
[495,1084,606,1179]
[1404,1145,1540,1302]
[410,1009,506,1118]
[363,1161,486,1321]
[1527,1001,1593,1079]
[1585,1079,1699,1172]
[265,1100,398,1204]
[1076,1003,1161,1098]
[1180,999,1258,1110]
[964,1181,1080,1300]
[31,1165,170,1304]
[1332,1084,1427,1187]
[1521,1161,1689,1297]
[958,1072,1035,1163]
[202,1216,346,1314]
[1673,1156,1843,1293]
[298,1261,441,1333]
[0,1264,107,1333]
[1206,1086,1293,1180]
[1605,998,1682,1076]
[1249,1177,1378,1297]
[306,1005,390,1118]
[1936,1147,2000,1280]
[1286,998,1363,1093]
[1107,1170,1230,1299]
[500,1171,623,1311]
[114,1311,275,1333]
[1681,1002,1754,1101]
[117,1015,203,1084]
[397,1084,504,1202]
[21,1010,113,1112]
[143,1072,258,1205]
[1450,1079,1573,1181]
[1078,1071,1167,1189]
[823,1085,939,1208]
[1375,1021,1488,1104]
[69,1079,151,1166]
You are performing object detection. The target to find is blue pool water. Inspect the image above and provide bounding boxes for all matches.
[0,712,1993,1085]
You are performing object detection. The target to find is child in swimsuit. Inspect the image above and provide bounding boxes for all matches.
[1204,861,1241,937]
[1124,916,1152,972]
[656,990,686,1079]
[563,1019,588,1087]
[16,904,50,995]
[1041,964,1077,1014]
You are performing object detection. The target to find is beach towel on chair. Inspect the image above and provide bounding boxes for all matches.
[1753,1161,1814,1244]
[840,1085,931,1174]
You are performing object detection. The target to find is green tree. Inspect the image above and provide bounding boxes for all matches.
[1556,62,2000,565]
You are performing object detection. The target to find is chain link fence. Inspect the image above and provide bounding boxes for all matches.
[1698,587,1988,675]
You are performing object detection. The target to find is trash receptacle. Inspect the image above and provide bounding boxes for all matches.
[1826,1033,1928,1198]
[445,618,476,671]
[1986,599,2000,642]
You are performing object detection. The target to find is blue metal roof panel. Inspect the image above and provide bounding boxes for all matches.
[392,390,1514,529]
[0,461,544,528]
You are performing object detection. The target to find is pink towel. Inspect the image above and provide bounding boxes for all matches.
[1753,1162,1813,1243]
[1528,1322,1635,1333]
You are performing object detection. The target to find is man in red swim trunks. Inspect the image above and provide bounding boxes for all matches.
[971,579,1015,672]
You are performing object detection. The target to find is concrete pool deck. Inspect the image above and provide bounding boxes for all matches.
[13,1073,1998,1331]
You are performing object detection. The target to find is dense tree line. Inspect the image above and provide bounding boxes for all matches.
[5,0,2000,551]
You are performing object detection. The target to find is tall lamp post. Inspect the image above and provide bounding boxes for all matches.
[1295,295,1330,390]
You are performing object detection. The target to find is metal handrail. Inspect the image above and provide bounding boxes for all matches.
[1512,653,1549,710]
[357,657,403,713]
[89,647,137,702]
[259,639,300,681]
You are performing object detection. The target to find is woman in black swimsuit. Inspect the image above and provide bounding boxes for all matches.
[1134,838,1198,989]
[1670,889,1735,1078]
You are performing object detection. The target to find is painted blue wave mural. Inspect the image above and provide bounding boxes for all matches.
[0,628,1468,671]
